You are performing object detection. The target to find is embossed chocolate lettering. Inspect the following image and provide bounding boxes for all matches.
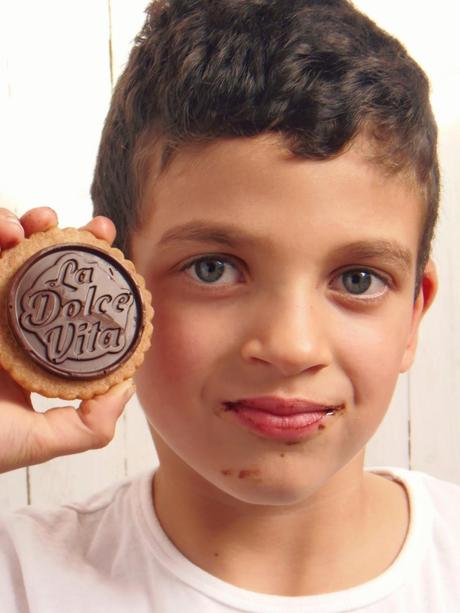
[8,244,143,380]
[113,293,133,312]
[45,324,77,364]
[48,258,94,290]
[21,290,60,327]
[94,294,112,314]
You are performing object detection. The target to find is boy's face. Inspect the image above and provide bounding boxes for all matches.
[132,135,436,505]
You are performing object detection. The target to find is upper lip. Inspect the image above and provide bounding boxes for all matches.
[223,396,342,416]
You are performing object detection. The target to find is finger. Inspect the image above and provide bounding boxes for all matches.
[20,206,58,238]
[0,369,34,410]
[30,380,135,462]
[80,216,117,246]
[0,208,25,249]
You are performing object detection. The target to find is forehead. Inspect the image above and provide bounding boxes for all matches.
[141,135,423,264]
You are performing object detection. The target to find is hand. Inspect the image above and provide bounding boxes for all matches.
[0,207,135,473]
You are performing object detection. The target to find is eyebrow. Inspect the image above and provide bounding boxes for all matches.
[157,221,413,272]
[157,221,260,249]
[331,241,413,273]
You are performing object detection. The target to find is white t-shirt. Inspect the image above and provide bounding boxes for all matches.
[0,467,459,612]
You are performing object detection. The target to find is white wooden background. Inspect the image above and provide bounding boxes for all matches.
[0,0,459,510]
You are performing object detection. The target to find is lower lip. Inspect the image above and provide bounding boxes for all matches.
[226,404,335,441]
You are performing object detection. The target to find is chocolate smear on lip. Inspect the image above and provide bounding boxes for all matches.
[7,243,144,380]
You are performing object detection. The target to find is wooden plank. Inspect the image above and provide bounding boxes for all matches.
[0,0,130,505]
[410,137,460,483]
[0,0,113,226]
[365,374,410,469]
[124,397,158,477]
[109,0,149,83]
[0,20,28,507]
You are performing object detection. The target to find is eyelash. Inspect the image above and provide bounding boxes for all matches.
[179,254,391,300]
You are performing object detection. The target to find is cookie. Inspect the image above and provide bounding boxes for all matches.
[0,227,153,400]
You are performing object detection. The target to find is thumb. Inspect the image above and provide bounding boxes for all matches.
[33,380,136,462]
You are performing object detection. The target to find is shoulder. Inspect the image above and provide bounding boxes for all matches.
[406,469,460,526]
[0,471,153,554]
[369,466,460,545]
[394,467,460,511]
[0,472,157,611]
[368,466,460,598]
[375,467,460,557]
[369,465,460,504]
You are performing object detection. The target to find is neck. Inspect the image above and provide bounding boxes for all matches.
[151,447,409,596]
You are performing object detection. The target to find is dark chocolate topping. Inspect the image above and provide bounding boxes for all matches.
[7,243,144,380]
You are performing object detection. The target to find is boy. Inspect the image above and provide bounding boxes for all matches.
[1,0,459,610]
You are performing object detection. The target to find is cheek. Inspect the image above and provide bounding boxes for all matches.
[134,300,210,440]
[336,305,414,406]
[138,296,230,395]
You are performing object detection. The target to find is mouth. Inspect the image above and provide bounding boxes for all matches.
[222,396,344,441]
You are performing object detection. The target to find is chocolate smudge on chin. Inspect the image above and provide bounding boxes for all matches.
[238,468,261,479]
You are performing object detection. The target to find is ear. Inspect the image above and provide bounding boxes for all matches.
[399,259,438,373]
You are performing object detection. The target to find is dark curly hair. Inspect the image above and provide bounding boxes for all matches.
[91,0,439,293]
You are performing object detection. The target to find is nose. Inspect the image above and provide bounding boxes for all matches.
[240,288,333,377]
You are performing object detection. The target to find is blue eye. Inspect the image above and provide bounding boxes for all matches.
[343,271,372,294]
[338,270,387,297]
[183,256,240,285]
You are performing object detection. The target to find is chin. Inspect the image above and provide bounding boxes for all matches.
[212,470,324,507]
